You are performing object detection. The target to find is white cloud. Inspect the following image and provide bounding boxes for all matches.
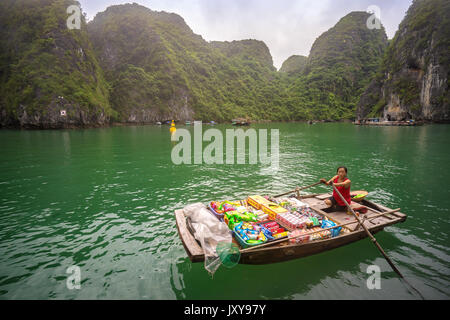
[79,0,412,69]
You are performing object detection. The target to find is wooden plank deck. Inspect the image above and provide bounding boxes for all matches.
[303,195,406,232]
[174,209,204,262]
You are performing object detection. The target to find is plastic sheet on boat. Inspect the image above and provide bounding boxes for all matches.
[183,203,232,275]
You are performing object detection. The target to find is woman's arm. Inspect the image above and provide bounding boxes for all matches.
[327,176,338,185]
[320,176,336,185]
[333,179,351,188]
[320,176,337,185]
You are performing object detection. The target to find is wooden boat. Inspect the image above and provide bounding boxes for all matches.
[232,118,251,126]
[175,192,407,265]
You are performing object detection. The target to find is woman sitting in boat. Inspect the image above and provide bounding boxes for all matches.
[320,166,352,212]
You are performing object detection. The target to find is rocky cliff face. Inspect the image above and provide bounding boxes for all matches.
[0,0,112,129]
[357,0,450,121]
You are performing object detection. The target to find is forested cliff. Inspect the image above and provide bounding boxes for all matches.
[0,0,448,128]
[357,0,450,121]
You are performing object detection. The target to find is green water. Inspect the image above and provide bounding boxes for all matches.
[0,123,449,300]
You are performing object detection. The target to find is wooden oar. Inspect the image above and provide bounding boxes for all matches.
[331,184,425,300]
[298,193,321,199]
[274,181,322,198]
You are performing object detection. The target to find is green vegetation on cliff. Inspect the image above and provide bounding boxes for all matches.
[2,1,445,126]
[87,3,285,123]
[285,12,388,120]
[279,55,308,74]
[210,40,276,71]
[357,0,450,121]
[0,0,113,127]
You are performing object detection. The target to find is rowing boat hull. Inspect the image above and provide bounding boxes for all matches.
[174,196,407,265]
[238,225,385,264]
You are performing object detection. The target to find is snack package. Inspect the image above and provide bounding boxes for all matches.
[260,227,275,241]
[263,221,278,228]
[237,229,249,241]
[273,232,288,239]
[247,240,264,245]
[277,212,308,229]
[321,219,342,237]
[258,232,267,242]
[309,227,331,241]
[210,201,224,213]
[222,203,236,212]
[236,206,247,213]
[289,229,310,244]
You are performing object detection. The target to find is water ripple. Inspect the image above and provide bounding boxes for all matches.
[0,124,449,299]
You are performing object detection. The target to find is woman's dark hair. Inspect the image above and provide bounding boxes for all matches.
[337,166,348,174]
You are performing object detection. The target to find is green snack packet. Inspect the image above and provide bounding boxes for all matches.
[246,240,263,244]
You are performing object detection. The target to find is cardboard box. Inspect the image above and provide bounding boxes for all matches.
[261,203,288,220]
[247,195,271,210]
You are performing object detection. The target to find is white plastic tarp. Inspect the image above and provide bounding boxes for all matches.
[183,203,232,275]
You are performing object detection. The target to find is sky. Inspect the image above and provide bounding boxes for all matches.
[78,0,413,69]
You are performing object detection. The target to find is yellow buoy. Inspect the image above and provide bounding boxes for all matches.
[170,120,176,134]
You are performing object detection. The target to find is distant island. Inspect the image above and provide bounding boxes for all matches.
[0,0,448,129]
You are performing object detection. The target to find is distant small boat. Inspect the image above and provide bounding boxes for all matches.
[156,122,162,125]
[210,121,217,125]
[232,118,250,126]
[185,121,191,125]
